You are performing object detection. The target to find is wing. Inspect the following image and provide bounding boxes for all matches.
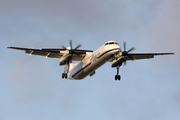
[110,52,174,67]
[126,53,175,60]
[7,46,93,61]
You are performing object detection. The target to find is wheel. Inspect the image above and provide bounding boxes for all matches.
[62,73,64,78]
[65,74,67,79]
[115,75,117,80]
[118,75,121,80]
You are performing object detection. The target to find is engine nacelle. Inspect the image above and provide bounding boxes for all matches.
[111,56,124,67]
[59,53,70,65]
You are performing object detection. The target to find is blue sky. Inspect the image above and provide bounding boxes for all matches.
[1,0,180,120]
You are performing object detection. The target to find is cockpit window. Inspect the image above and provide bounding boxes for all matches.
[105,43,109,45]
[105,42,119,46]
[115,42,119,45]
[109,42,114,45]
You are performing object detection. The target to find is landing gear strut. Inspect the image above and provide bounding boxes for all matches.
[115,66,121,80]
[61,62,69,79]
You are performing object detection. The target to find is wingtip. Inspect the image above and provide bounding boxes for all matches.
[7,46,10,48]
[173,53,175,55]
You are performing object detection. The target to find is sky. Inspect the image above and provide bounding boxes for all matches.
[1,0,180,120]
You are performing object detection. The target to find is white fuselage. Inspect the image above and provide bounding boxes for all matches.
[68,41,120,80]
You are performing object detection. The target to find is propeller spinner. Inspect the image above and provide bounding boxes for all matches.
[121,41,135,65]
[61,39,82,55]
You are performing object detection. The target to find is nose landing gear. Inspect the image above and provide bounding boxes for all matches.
[115,66,121,80]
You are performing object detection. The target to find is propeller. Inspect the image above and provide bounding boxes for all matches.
[61,39,82,55]
[60,45,66,49]
[121,41,135,65]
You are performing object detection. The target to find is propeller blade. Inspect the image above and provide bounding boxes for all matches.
[127,47,135,53]
[69,39,72,49]
[74,44,82,50]
[61,45,66,49]
[123,41,126,51]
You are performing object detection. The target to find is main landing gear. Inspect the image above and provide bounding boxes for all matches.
[62,62,69,79]
[62,73,67,79]
[115,66,121,80]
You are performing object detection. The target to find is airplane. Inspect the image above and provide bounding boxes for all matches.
[7,40,175,80]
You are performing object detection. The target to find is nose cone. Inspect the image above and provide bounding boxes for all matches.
[104,41,121,51]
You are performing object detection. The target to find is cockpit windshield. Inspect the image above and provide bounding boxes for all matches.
[109,42,114,45]
[115,42,119,45]
[105,42,119,46]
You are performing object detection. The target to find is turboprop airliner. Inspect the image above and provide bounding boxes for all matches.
[7,40,174,80]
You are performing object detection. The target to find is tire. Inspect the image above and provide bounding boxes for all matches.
[118,75,121,80]
[62,73,64,78]
[115,75,117,80]
[65,74,67,79]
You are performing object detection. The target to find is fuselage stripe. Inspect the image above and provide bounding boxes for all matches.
[97,48,120,59]
[72,62,91,78]
[72,48,120,78]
